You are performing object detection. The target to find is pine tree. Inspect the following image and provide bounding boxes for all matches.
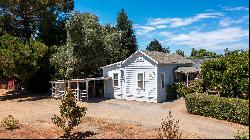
[146,39,170,53]
[175,49,185,57]
[116,9,138,59]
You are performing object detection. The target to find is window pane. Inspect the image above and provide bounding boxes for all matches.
[161,74,164,80]
[138,73,143,81]
[161,74,165,88]
[138,81,143,89]
[114,74,118,79]
[114,80,118,86]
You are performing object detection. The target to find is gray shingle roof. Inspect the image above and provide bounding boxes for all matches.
[142,50,193,64]
[174,66,200,73]
[189,58,215,69]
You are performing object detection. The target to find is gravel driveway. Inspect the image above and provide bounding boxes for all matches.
[0,91,248,139]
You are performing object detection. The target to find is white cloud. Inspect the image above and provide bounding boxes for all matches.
[219,16,249,27]
[222,6,249,11]
[160,27,249,50]
[147,12,223,28]
[155,25,167,29]
[134,25,156,35]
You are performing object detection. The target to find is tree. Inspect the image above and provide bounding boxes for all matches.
[116,9,138,59]
[0,0,74,44]
[51,89,87,138]
[51,12,131,79]
[50,44,76,80]
[0,0,74,92]
[201,50,249,99]
[0,34,48,86]
[146,39,170,53]
[190,48,220,58]
[102,24,122,64]
[64,12,107,78]
[175,49,185,57]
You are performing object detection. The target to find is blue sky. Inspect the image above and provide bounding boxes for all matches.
[75,0,249,56]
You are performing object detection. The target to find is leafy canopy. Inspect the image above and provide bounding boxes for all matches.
[0,34,48,81]
[116,9,138,58]
[201,50,249,99]
[146,39,170,53]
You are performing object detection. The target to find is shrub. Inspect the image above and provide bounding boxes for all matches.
[234,130,249,139]
[166,84,177,100]
[158,110,182,139]
[185,93,249,125]
[1,115,21,130]
[51,88,87,138]
[175,82,192,98]
[188,80,204,93]
[201,50,249,99]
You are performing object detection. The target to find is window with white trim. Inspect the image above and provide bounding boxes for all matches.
[137,73,144,89]
[113,73,119,87]
[161,73,165,89]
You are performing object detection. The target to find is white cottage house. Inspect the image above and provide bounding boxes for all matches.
[101,50,195,103]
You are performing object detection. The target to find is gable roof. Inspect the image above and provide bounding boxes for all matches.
[141,50,193,64]
[100,61,122,68]
[101,50,193,68]
[189,58,215,69]
[174,66,200,73]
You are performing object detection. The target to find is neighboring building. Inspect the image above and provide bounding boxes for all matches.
[188,58,215,79]
[189,58,215,69]
[101,50,196,103]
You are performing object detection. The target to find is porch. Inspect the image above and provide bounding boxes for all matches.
[49,77,112,102]
[173,66,201,86]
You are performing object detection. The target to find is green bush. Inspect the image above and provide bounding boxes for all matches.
[175,82,192,98]
[234,130,249,139]
[201,50,249,99]
[185,93,249,125]
[166,84,177,100]
[174,80,204,98]
[1,115,21,130]
[51,88,87,138]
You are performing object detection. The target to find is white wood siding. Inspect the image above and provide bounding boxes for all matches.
[157,63,193,102]
[103,64,121,98]
[122,52,157,103]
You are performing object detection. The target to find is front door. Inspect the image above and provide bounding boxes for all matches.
[120,69,126,97]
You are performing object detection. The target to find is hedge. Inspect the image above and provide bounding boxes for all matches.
[185,93,249,125]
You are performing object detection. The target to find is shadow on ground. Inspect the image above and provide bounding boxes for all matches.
[86,97,110,103]
[0,90,51,102]
[65,131,97,139]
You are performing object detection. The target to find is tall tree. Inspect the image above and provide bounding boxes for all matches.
[190,48,220,58]
[0,0,74,44]
[102,24,122,64]
[146,39,170,53]
[0,0,74,92]
[0,34,48,85]
[116,9,138,59]
[64,12,107,78]
[175,49,185,57]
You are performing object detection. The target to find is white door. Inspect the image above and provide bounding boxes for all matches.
[120,69,126,97]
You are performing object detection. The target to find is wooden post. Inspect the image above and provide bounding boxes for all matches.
[77,81,79,101]
[67,80,70,89]
[86,81,89,101]
[93,80,96,96]
[186,73,189,87]
[51,82,54,97]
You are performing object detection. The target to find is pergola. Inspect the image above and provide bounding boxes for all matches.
[49,77,111,101]
[174,67,200,87]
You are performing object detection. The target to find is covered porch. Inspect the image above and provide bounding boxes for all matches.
[173,66,201,86]
[49,77,111,102]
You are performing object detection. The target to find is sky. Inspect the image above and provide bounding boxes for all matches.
[74,0,249,56]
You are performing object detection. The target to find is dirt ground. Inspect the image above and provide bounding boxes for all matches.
[0,89,248,139]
